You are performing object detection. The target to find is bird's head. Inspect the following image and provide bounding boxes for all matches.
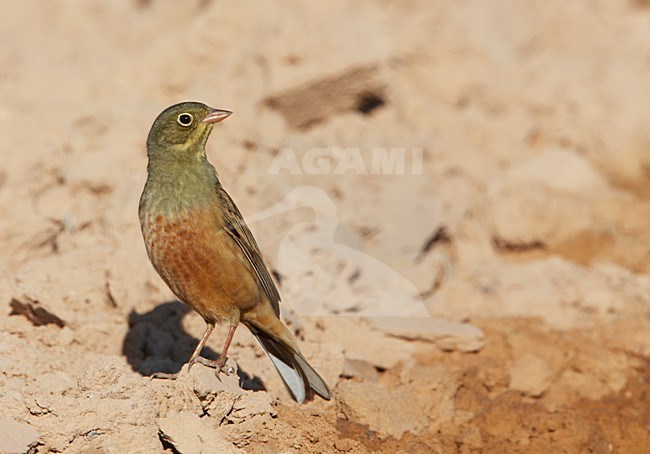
[146,101,232,156]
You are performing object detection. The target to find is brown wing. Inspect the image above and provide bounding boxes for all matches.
[215,182,281,316]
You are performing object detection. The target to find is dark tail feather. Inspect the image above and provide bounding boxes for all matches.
[246,324,331,403]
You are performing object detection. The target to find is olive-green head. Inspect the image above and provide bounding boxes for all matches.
[146,101,232,157]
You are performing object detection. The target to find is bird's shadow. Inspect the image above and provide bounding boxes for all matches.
[121,301,265,391]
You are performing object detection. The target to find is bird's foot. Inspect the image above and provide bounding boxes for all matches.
[215,356,235,379]
[149,371,180,380]
[188,356,234,377]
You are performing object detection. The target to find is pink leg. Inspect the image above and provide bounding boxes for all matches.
[151,322,215,380]
[189,322,239,376]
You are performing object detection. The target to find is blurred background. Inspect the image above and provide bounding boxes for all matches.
[0,1,649,452]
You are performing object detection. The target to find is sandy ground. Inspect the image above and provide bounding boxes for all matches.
[1,1,650,453]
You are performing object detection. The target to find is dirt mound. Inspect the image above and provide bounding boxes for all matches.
[1,1,649,452]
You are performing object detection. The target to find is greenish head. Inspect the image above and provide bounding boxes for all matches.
[146,101,232,157]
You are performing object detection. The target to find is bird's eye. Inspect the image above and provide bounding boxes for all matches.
[177,113,193,126]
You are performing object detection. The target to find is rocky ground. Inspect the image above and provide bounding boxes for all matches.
[0,1,649,453]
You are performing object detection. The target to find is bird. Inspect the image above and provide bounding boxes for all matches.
[138,101,331,403]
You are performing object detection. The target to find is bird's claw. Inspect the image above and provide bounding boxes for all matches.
[153,356,233,381]
[187,355,232,377]
[214,362,234,381]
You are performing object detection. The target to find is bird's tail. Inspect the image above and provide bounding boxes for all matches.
[245,322,331,404]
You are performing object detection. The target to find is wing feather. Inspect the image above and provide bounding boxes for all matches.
[215,183,281,316]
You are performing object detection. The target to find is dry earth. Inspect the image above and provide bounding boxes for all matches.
[1,1,649,453]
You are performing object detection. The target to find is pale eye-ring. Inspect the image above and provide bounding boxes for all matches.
[177,113,193,126]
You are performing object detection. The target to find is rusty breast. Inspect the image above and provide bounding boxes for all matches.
[141,207,261,323]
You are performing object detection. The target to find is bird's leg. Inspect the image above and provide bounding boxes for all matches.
[190,322,238,377]
[216,321,238,374]
[151,322,215,380]
[187,322,215,371]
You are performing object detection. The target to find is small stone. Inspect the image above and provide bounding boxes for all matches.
[342,358,380,382]
[509,354,554,397]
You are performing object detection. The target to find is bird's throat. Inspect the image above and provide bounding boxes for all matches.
[140,154,219,218]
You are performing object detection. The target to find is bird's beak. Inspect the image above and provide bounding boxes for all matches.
[202,108,232,124]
